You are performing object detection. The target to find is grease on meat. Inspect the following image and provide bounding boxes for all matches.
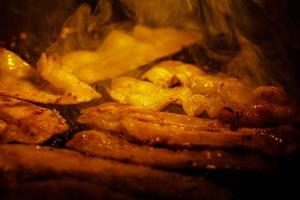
[0,95,69,144]
[0,48,100,104]
[67,130,271,171]
[109,76,224,117]
[0,144,231,200]
[77,103,299,155]
[37,53,101,102]
[61,25,202,83]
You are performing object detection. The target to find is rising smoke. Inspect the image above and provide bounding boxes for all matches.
[48,0,296,89]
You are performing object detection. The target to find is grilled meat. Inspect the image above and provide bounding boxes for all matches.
[110,60,295,127]
[0,144,231,200]
[3,179,134,200]
[141,60,252,105]
[37,53,101,102]
[141,60,206,88]
[219,85,294,127]
[67,130,272,171]
[141,60,253,111]
[0,95,69,144]
[109,76,250,118]
[78,102,228,132]
[252,86,288,105]
[0,48,100,104]
[110,67,295,126]
[0,119,6,132]
[61,25,202,84]
[219,104,296,127]
[77,103,299,155]
[109,76,212,116]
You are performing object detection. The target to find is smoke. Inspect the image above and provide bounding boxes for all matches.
[120,0,200,29]
[47,0,296,89]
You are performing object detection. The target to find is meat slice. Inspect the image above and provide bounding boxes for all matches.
[37,53,101,102]
[0,119,6,132]
[109,76,214,116]
[141,60,205,88]
[77,102,229,137]
[252,86,288,105]
[3,179,134,200]
[0,144,231,200]
[77,103,299,155]
[67,130,271,171]
[0,96,69,144]
[61,25,203,83]
[0,48,100,104]
[219,104,296,127]
[141,60,253,106]
[218,86,295,127]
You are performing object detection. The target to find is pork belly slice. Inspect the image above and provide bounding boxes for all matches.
[77,103,299,155]
[219,103,296,128]
[61,25,202,84]
[3,179,134,200]
[0,48,100,104]
[141,60,253,106]
[109,75,295,127]
[0,144,231,200]
[109,76,225,117]
[67,130,271,171]
[0,96,69,144]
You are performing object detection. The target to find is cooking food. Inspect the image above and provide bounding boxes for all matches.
[61,25,202,83]
[67,130,272,171]
[37,53,101,102]
[0,95,69,144]
[141,60,206,88]
[0,144,231,200]
[0,19,298,199]
[219,103,295,127]
[141,60,253,104]
[109,60,296,128]
[77,102,299,155]
[0,48,100,104]
[4,179,134,200]
[109,76,208,116]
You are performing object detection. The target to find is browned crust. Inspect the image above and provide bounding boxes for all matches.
[2,179,135,200]
[77,102,299,155]
[0,144,231,200]
[0,95,69,144]
[67,130,272,171]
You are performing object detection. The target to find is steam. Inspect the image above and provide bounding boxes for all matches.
[120,0,200,29]
[48,0,296,89]
[48,0,113,54]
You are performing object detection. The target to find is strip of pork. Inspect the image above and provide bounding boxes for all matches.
[0,96,69,144]
[141,62,289,107]
[0,119,6,132]
[3,179,134,200]
[67,130,271,171]
[141,60,252,105]
[109,75,295,127]
[109,76,215,116]
[0,48,101,104]
[61,25,202,83]
[218,86,295,127]
[140,61,295,126]
[0,144,231,200]
[77,103,299,155]
[219,103,296,127]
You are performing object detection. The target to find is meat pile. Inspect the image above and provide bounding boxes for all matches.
[0,25,299,200]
